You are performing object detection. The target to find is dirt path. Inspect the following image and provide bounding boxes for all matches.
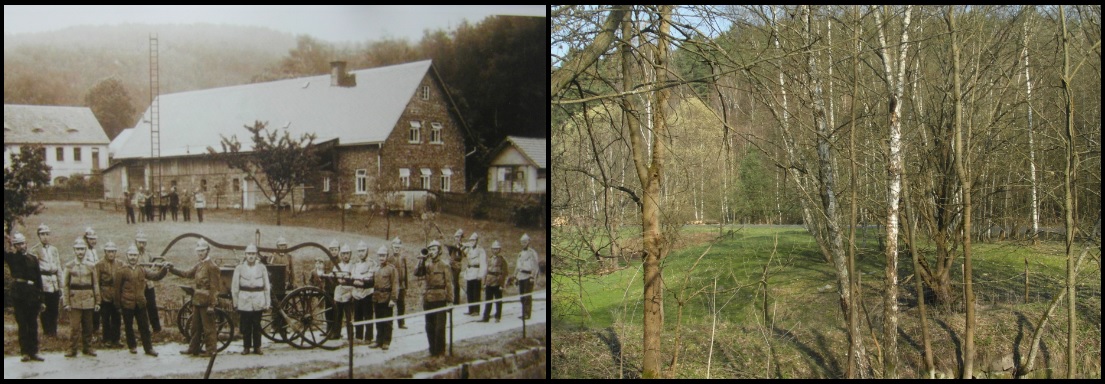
[3,290,545,379]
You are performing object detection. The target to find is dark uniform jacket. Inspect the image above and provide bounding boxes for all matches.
[373,263,400,303]
[415,257,453,304]
[484,254,509,288]
[115,263,169,309]
[170,258,224,307]
[5,250,44,307]
[95,259,121,303]
[388,253,408,290]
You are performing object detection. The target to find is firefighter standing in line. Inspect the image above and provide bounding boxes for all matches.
[115,244,168,356]
[6,232,46,362]
[231,244,271,355]
[479,240,509,323]
[135,231,162,332]
[371,245,399,351]
[351,241,375,343]
[513,233,539,321]
[95,240,123,348]
[33,224,62,337]
[414,240,453,357]
[462,232,486,316]
[62,237,100,357]
[389,236,409,329]
[168,238,223,357]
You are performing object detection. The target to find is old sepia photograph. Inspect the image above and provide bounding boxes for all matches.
[5,5,546,379]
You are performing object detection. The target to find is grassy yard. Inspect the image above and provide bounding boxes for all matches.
[552,224,1101,378]
[5,201,545,356]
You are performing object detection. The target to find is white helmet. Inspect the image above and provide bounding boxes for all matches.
[104,241,118,251]
[73,237,87,249]
[454,229,464,237]
[356,241,368,251]
[37,223,50,234]
[277,237,288,246]
[340,244,351,254]
[329,239,340,249]
[468,232,479,241]
[12,232,26,245]
[377,245,389,255]
[84,227,97,239]
[245,243,258,253]
[127,245,139,255]
[196,238,210,251]
[136,231,148,243]
[520,233,530,242]
[491,240,502,249]
[428,240,442,249]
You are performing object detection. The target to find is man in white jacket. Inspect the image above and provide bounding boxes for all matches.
[231,244,270,355]
[462,233,487,316]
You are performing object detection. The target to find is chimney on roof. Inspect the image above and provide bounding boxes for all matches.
[330,61,356,87]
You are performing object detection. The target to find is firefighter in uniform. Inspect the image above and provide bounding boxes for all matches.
[513,233,539,320]
[449,229,465,305]
[34,223,62,337]
[371,245,399,350]
[135,231,162,332]
[6,232,46,362]
[463,232,486,316]
[389,236,409,329]
[414,240,453,357]
[331,244,355,339]
[168,238,224,357]
[116,244,168,356]
[264,236,294,339]
[479,240,509,323]
[351,241,375,342]
[62,237,100,357]
[231,244,270,355]
[95,240,123,348]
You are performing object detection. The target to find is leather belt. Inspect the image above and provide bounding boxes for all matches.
[15,278,36,285]
[240,286,265,292]
[70,284,94,290]
[520,270,532,274]
[41,271,57,276]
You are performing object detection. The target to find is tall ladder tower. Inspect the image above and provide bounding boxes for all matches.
[149,34,161,192]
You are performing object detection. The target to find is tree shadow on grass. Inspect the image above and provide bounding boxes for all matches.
[772,326,841,378]
[596,326,638,379]
[932,317,963,377]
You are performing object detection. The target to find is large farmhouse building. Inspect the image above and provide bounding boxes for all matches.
[104,60,466,211]
[4,104,110,185]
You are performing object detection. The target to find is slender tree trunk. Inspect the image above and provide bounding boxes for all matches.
[1022,13,1040,243]
[874,6,912,377]
[903,177,935,378]
[947,7,976,378]
[1059,6,1078,378]
[846,5,862,378]
[622,6,671,378]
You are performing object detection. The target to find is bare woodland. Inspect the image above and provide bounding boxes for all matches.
[552,5,1101,379]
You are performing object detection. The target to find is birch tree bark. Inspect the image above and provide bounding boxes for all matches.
[873,5,913,378]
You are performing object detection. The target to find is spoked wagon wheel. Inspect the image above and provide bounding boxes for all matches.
[261,307,290,343]
[178,298,194,339]
[280,286,340,350]
[183,308,235,352]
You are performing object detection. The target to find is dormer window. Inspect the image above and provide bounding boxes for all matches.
[409,121,422,143]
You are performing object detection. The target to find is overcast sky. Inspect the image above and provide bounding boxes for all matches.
[4,5,546,44]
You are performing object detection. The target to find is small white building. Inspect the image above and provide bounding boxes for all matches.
[4,104,110,185]
[487,136,546,194]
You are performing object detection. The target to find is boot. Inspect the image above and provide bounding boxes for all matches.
[65,350,78,358]
[84,349,98,356]
[253,348,262,355]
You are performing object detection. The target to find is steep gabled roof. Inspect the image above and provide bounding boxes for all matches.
[4,104,109,145]
[113,60,434,159]
[506,136,546,169]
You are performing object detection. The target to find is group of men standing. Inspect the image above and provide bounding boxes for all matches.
[6,222,542,362]
[123,187,206,225]
[5,224,169,361]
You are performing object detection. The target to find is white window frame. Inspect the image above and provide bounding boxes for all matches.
[56,147,64,162]
[409,121,421,143]
[430,122,443,144]
[355,169,368,195]
[420,168,432,190]
[440,168,452,192]
[73,147,82,162]
[399,168,410,189]
[422,85,430,100]
[323,176,331,192]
